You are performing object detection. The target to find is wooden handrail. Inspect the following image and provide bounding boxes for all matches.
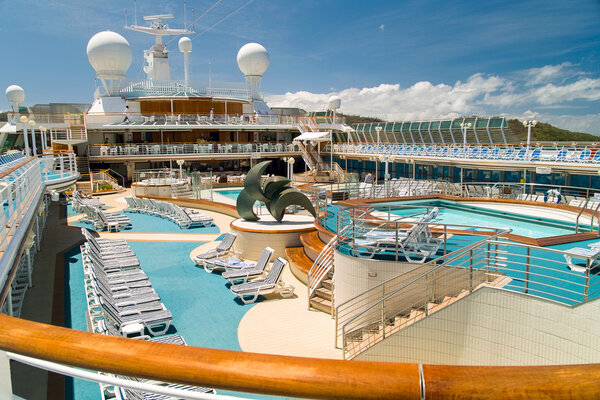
[0,314,598,399]
[0,314,420,399]
[0,156,36,180]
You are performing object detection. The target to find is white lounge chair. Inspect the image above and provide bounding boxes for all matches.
[563,247,600,272]
[194,233,238,264]
[221,247,274,282]
[230,258,294,304]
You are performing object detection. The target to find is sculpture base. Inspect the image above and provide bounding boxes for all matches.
[230,214,316,260]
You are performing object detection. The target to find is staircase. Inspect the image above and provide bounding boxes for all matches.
[337,237,512,359]
[171,182,194,198]
[343,276,512,359]
[76,155,90,177]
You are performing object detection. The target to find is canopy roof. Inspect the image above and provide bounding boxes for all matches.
[293,131,331,142]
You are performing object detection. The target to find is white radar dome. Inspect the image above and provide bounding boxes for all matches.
[6,85,25,104]
[237,43,269,76]
[328,95,341,110]
[86,31,132,78]
[179,37,192,52]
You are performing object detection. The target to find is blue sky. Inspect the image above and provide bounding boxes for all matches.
[1,0,599,133]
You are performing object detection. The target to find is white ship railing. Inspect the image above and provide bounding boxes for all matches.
[89,142,300,158]
[334,143,600,165]
[114,79,253,100]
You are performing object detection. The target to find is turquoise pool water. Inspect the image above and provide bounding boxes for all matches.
[70,212,220,234]
[217,189,243,200]
[65,241,294,399]
[379,199,578,238]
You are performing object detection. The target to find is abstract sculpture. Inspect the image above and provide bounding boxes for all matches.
[236,161,317,222]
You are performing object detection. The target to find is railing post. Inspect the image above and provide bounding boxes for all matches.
[525,247,530,294]
[469,249,474,289]
[584,259,590,301]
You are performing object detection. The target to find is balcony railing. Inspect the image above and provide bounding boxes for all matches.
[88,142,300,158]
[334,143,600,165]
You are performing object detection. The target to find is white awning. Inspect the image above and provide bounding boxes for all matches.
[293,131,331,142]
[0,123,17,134]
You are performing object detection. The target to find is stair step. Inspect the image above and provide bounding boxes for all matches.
[321,278,333,290]
[309,297,332,313]
[314,287,332,301]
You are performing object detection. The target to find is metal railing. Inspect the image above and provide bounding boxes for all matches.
[307,235,337,315]
[336,230,600,359]
[89,142,299,158]
[334,143,600,165]
[50,128,87,143]
[114,79,253,100]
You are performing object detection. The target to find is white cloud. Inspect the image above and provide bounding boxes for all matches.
[266,63,600,135]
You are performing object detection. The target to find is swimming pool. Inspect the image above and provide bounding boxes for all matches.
[376,199,581,238]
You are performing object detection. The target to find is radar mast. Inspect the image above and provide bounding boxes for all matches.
[126,14,193,81]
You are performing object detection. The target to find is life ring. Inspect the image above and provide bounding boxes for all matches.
[544,189,562,203]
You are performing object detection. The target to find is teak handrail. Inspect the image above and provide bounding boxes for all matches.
[0,314,598,399]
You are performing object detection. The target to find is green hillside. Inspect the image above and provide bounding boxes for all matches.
[507,119,599,142]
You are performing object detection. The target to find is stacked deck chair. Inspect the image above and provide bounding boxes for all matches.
[124,196,213,229]
[194,232,238,266]
[80,204,131,232]
[81,229,173,336]
[92,317,216,398]
[230,258,295,304]
[72,191,105,213]
[220,247,274,282]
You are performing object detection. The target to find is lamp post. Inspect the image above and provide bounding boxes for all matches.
[522,119,537,191]
[176,159,185,180]
[523,120,537,161]
[287,157,295,187]
[28,120,37,155]
[380,155,390,197]
[460,122,472,151]
[39,126,47,151]
[19,115,31,156]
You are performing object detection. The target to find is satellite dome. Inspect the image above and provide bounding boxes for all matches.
[179,37,192,52]
[237,43,269,76]
[6,85,25,104]
[86,31,132,78]
[328,95,341,110]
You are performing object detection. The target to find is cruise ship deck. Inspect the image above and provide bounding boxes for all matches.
[2,6,600,400]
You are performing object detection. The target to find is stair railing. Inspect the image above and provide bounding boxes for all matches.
[334,229,509,351]
[339,234,504,359]
[297,142,316,170]
[307,235,338,316]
